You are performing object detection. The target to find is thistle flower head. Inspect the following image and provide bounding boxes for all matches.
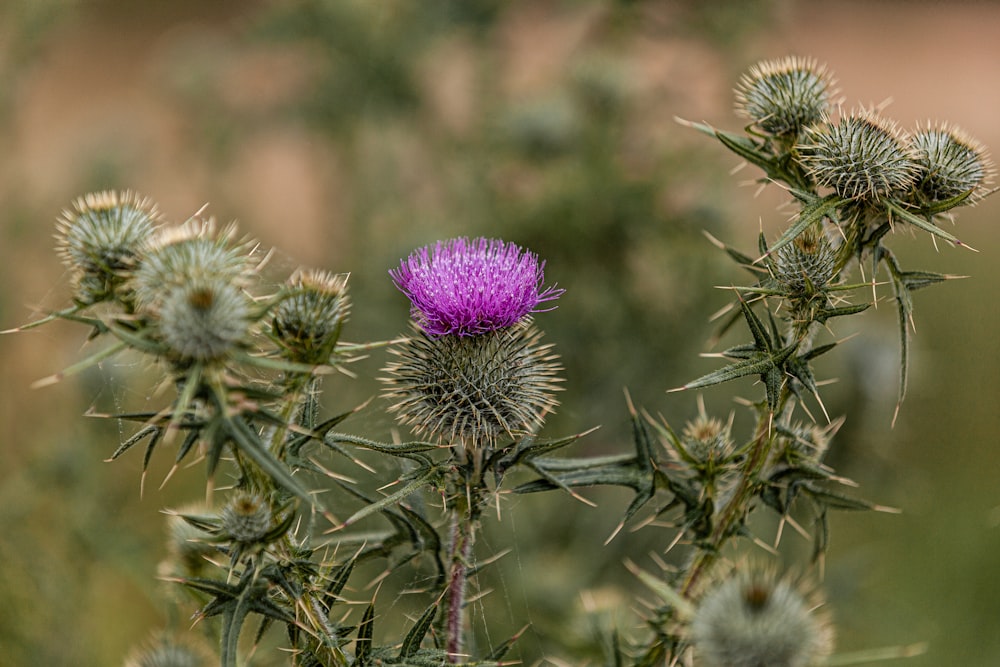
[390,237,564,337]
[133,218,257,312]
[55,190,160,305]
[383,321,561,448]
[735,56,836,138]
[799,110,918,201]
[158,278,252,363]
[680,410,735,466]
[774,229,837,295]
[692,566,833,667]
[273,268,350,363]
[221,492,274,545]
[909,121,994,205]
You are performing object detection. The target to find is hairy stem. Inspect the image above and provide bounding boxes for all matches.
[444,504,475,662]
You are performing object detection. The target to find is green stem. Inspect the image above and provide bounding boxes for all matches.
[680,394,784,598]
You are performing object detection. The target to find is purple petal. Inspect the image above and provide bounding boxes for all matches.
[390,237,564,336]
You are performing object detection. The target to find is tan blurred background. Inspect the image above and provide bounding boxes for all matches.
[2,1,999,665]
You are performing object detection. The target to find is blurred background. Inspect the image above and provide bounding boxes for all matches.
[2,0,999,664]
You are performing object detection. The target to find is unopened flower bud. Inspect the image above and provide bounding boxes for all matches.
[735,56,836,138]
[799,110,917,201]
[56,190,160,305]
[909,122,994,205]
[774,229,836,295]
[383,322,562,449]
[221,492,273,545]
[273,269,350,363]
[158,279,251,363]
[133,218,256,312]
[680,412,734,466]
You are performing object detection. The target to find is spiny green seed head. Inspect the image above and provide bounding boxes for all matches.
[774,229,837,295]
[680,412,735,465]
[56,190,161,305]
[692,567,833,667]
[133,218,257,312]
[909,122,994,205]
[158,279,252,363]
[221,492,273,545]
[123,633,213,667]
[273,268,351,363]
[382,321,562,449]
[799,110,918,201]
[735,56,836,138]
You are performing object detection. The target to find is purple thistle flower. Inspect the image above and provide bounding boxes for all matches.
[390,237,564,337]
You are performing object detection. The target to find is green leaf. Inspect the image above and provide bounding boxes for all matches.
[806,486,880,512]
[915,187,974,215]
[325,559,355,600]
[339,467,438,528]
[739,295,773,352]
[225,416,317,508]
[355,602,375,665]
[814,302,870,324]
[900,269,961,292]
[399,604,438,658]
[884,199,969,247]
[763,193,842,259]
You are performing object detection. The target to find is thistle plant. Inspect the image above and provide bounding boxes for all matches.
[4,53,991,667]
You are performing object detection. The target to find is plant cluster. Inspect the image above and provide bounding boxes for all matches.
[6,55,992,666]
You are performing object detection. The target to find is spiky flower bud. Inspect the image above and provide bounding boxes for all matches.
[383,321,561,448]
[220,492,274,545]
[774,229,836,296]
[680,411,735,466]
[273,269,350,363]
[692,567,833,667]
[56,190,160,305]
[390,237,563,337]
[158,278,252,363]
[123,633,212,667]
[909,122,994,205]
[799,110,917,201]
[133,218,256,312]
[735,56,836,138]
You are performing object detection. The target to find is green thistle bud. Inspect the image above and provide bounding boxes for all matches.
[680,411,735,467]
[158,279,252,363]
[774,229,836,296]
[220,492,273,545]
[909,122,994,206]
[735,56,836,138]
[799,110,917,201]
[55,190,160,305]
[123,633,212,667]
[382,321,562,449]
[133,218,257,312]
[692,566,833,667]
[273,269,350,364]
